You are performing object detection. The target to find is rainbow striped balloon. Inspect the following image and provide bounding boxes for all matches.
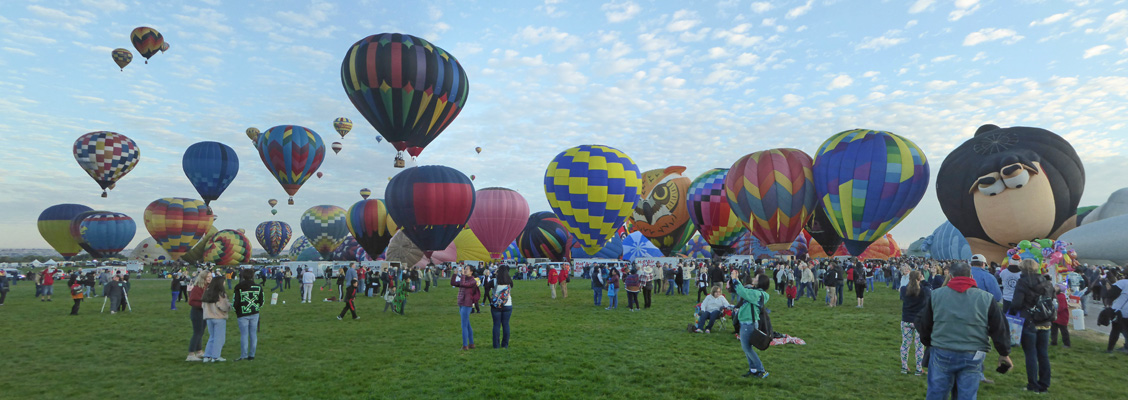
[143,198,213,261]
[204,229,252,266]
[686,168,747,256]
[726,149,816,252]
[255,125,326,205]
[256,221,292,257]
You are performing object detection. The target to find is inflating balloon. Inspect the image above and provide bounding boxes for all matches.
[143,198,213,261]
[726,149,816,252]
[545,145,642,255]
[182,141,239,205]
[256,221,292,257]
[246,127,260,142]
[686,168,747,257]
[130,27,164,63]
[385,230,424,266]
[341,33,470,163]
[347,199,395,260]
[630,166,696,256]
[69,211,136,258]
[288,235,312,258]
[331,235,362,261]
[204,229,252,265]
[467,188,529,259]
[74,131,140,197]
[517,211,572,261]
[805,205,842,257]
[385,165,476,256]
[180,226,218,264]
[300,205,349,260]
[254,125,326,205]
[813,129,929,256]
[38,204,94,260]
[111,48,132,71]
[333,117,353,139]
[359,188,371,199]
[936,125,1085,261]
[130,238,169,262]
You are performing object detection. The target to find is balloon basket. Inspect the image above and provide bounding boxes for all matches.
[394,158,405,168]
[288,197,294,205]
[101,191,108,198]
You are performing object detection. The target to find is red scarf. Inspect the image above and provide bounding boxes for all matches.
[947,276,977,293]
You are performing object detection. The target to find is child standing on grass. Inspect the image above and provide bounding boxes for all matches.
[1051,284,1072,348]
[383,282,397,312]
[606,269,620,310]
[785,280,797,308]
[338,279,359,320]
[201,276,230,362]
[69,277,84,315]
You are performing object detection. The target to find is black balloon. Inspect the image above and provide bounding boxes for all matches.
[805,205,842,257]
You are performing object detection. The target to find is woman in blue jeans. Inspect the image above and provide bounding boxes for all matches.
[491,265,514,348]
[730,270,770,378]
[452,265,479,350]
[1009,259,1055,393]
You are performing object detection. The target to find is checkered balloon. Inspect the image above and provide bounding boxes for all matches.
[73,131,140,197]
[544,144,642,256]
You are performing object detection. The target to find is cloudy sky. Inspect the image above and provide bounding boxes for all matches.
[2,0,1127,253]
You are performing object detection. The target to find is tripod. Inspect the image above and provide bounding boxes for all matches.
[99,288,133,313]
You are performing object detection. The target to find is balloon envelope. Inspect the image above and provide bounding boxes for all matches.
[631,166,696,256]
[130,238,169,262]
[347,199,395,259]
[144,198,213,261]
[288,236,312,258]
[183,141,239,205]
[544,145,642,255]
[130,27,163,61]
[333,117,353,138]
[180,226,219,264]
[246,127,260,142]
[622,231,663,261]
[385,165,476,254]
[70,211,136,258]
[385,230,424,266]
[301,205,349,261]
[255,125,326,204]
[73,131,140,196]
[813,129,929,256]
[111,48,132,70]
[517,211,572,261]
[204,229,253,265]
[467,188,529,259]
[686,168,747,256]
[256,221,293,257]
[927,221,973,261]
[38,204,93,260]
[726,149,816,252]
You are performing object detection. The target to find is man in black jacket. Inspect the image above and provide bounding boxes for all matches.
[337,279,359,320]
[233,269,264,361]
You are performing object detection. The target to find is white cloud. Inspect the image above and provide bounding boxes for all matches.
[538,0,566,17]
[931,55,956,62]
[856,34,906,50]
[750,2,772,13]
[785,0,814,19]
[1029,11,1071,27]
[516,26,579,50]
[1073,18,1094,28]
[908,0,934,14]
[925,80,957,90]
[602,1,641,23]
[25,5,94,37]
[2,47,35,56]
[715,24,764,47]
[667,10,700,32]
[963,28,1024,46]
[782,94,803,107]
[828,74,853,90]
[862,71,880,79]
[949,0,980,21]
[80,0,127,12]
[1083,44,1113,58]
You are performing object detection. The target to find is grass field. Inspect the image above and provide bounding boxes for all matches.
[0,276,1121,399]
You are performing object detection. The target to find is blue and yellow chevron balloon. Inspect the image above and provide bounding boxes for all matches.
[544,145,642,255]
[813,129,929,256]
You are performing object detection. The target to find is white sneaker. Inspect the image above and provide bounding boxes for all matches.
[185,355,201,362]
[214,357,227,362]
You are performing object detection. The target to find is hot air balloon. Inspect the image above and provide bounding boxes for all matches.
[289,236,312,258]
[359,188,371,199]
[621,231,663,261]
[680,234,713,259]
[813,129,929,256]
[926,221,973,261]
[385,165,475,256]
[268,199,278,208]
[466,188,529,259]
[726,149,816,252]
[183,141,239,205]
[332,142,343,154]
[516,211,572,261]
[246,127,260,142]
[111,48,132,71]
[130,238,170,262]
[385,230,424,266]
[73,131,140,197]
[143,198,213,261]
[545,145,642,255]
[255,125,326,205]
[333,117,353,139]
[475,147,482,154]
[38,204,94,260]
[270,209,278,216]
[341,33,470,164]
[686,168,747,257]
[630,166,696,256]
[204,229,253,265]
[347,199,395,260]
[936,125,1084,261]
[180,226,218,264]
[130,27,164,63]
[805,205,842,258]
[470,175,476,181]
[570,234,624,259]
[256,221,292,257]
[503,241,525,262]
[330,235,362,261]
[69,211,136,258]
[375,136,383,143]
[300,205,349,260]
[160,42,169,52]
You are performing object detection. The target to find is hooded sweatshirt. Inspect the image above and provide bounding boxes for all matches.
[999,264,1022,302]
[233,280,264,318]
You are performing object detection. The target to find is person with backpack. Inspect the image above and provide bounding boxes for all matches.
[855,264,868,308]
[1009,259,1056,393]
[452,265,479,350]
[201,275,230,362]
[729,269,770,379]
[490,265,514,349]
[899,270,930,375]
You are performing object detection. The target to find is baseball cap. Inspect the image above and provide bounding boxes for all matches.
[970,254,987,264]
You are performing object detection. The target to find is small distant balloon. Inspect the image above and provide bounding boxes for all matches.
[470,175,476,181]
[130,27,164,63]
[317,172,324,179]
[160,42,169,52]
[271,209,278,215]
[111,48,132,71]
[268,199,278,208]
[333,117,353,139]
[475,147,482,154]
[360,188,371,199]
[246,127,260,142]
[375,136,383,143]
[332,142,343,154]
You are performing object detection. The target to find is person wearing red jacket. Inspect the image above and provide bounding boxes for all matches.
[1051,285,1071,348]
[452,265,479,350]
[186,271,211,362]
[547,266,559,299]
[785,280,798,308]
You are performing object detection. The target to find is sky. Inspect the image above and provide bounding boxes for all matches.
[1,0,1127,254]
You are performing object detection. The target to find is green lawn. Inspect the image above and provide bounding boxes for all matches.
[0,277,1120,399]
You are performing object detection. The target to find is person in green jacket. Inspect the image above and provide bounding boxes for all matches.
[730,269,770,379]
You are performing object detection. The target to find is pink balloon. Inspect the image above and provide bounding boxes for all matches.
[466,188,530,259]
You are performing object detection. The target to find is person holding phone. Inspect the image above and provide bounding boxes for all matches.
[452,265,478,350]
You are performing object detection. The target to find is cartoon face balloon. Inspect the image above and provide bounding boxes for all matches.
[630,166,695,255]
[936,125,1084,261]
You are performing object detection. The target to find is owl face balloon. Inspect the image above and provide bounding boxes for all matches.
[630,166,696,255]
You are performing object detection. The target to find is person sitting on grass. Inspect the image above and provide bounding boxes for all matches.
[695,286,731,333]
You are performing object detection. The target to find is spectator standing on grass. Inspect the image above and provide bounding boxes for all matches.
[547,265,559,299]
[591,264,605,307]
[800,266,815,301]
[1050,284,1071,348]
[641,264,654,309]
[785,280,797,308]
[917,262,1011,399]
[999,260,1022,313]
[233,269,263,361]
[452,265,478,350]
[201,275,230,363]
[119,275,131,312]
[83,271,95,298]
[40,267,55,302]
[491,265,514,349]
[968,255,1003,304]
[0,270,9,305]
[98,270,109,297]
[284,267,293,290]
[69,276,83,315]
[170,273,182,311]
[824,264,840,307]
[335,268,346,300]
[301,268,315,303]
[855,264,868,308]
[674,265,684,296]
[105,275,125,315]
[696,265,709,302]
[625,268,641,311]
[606,269,620,310]
[186,272,211,362]
[337,279,360,320]
[1105,271,1128,353]
[899,270,930,375]
[1009,258,1055,393]
[730,270,770,379]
